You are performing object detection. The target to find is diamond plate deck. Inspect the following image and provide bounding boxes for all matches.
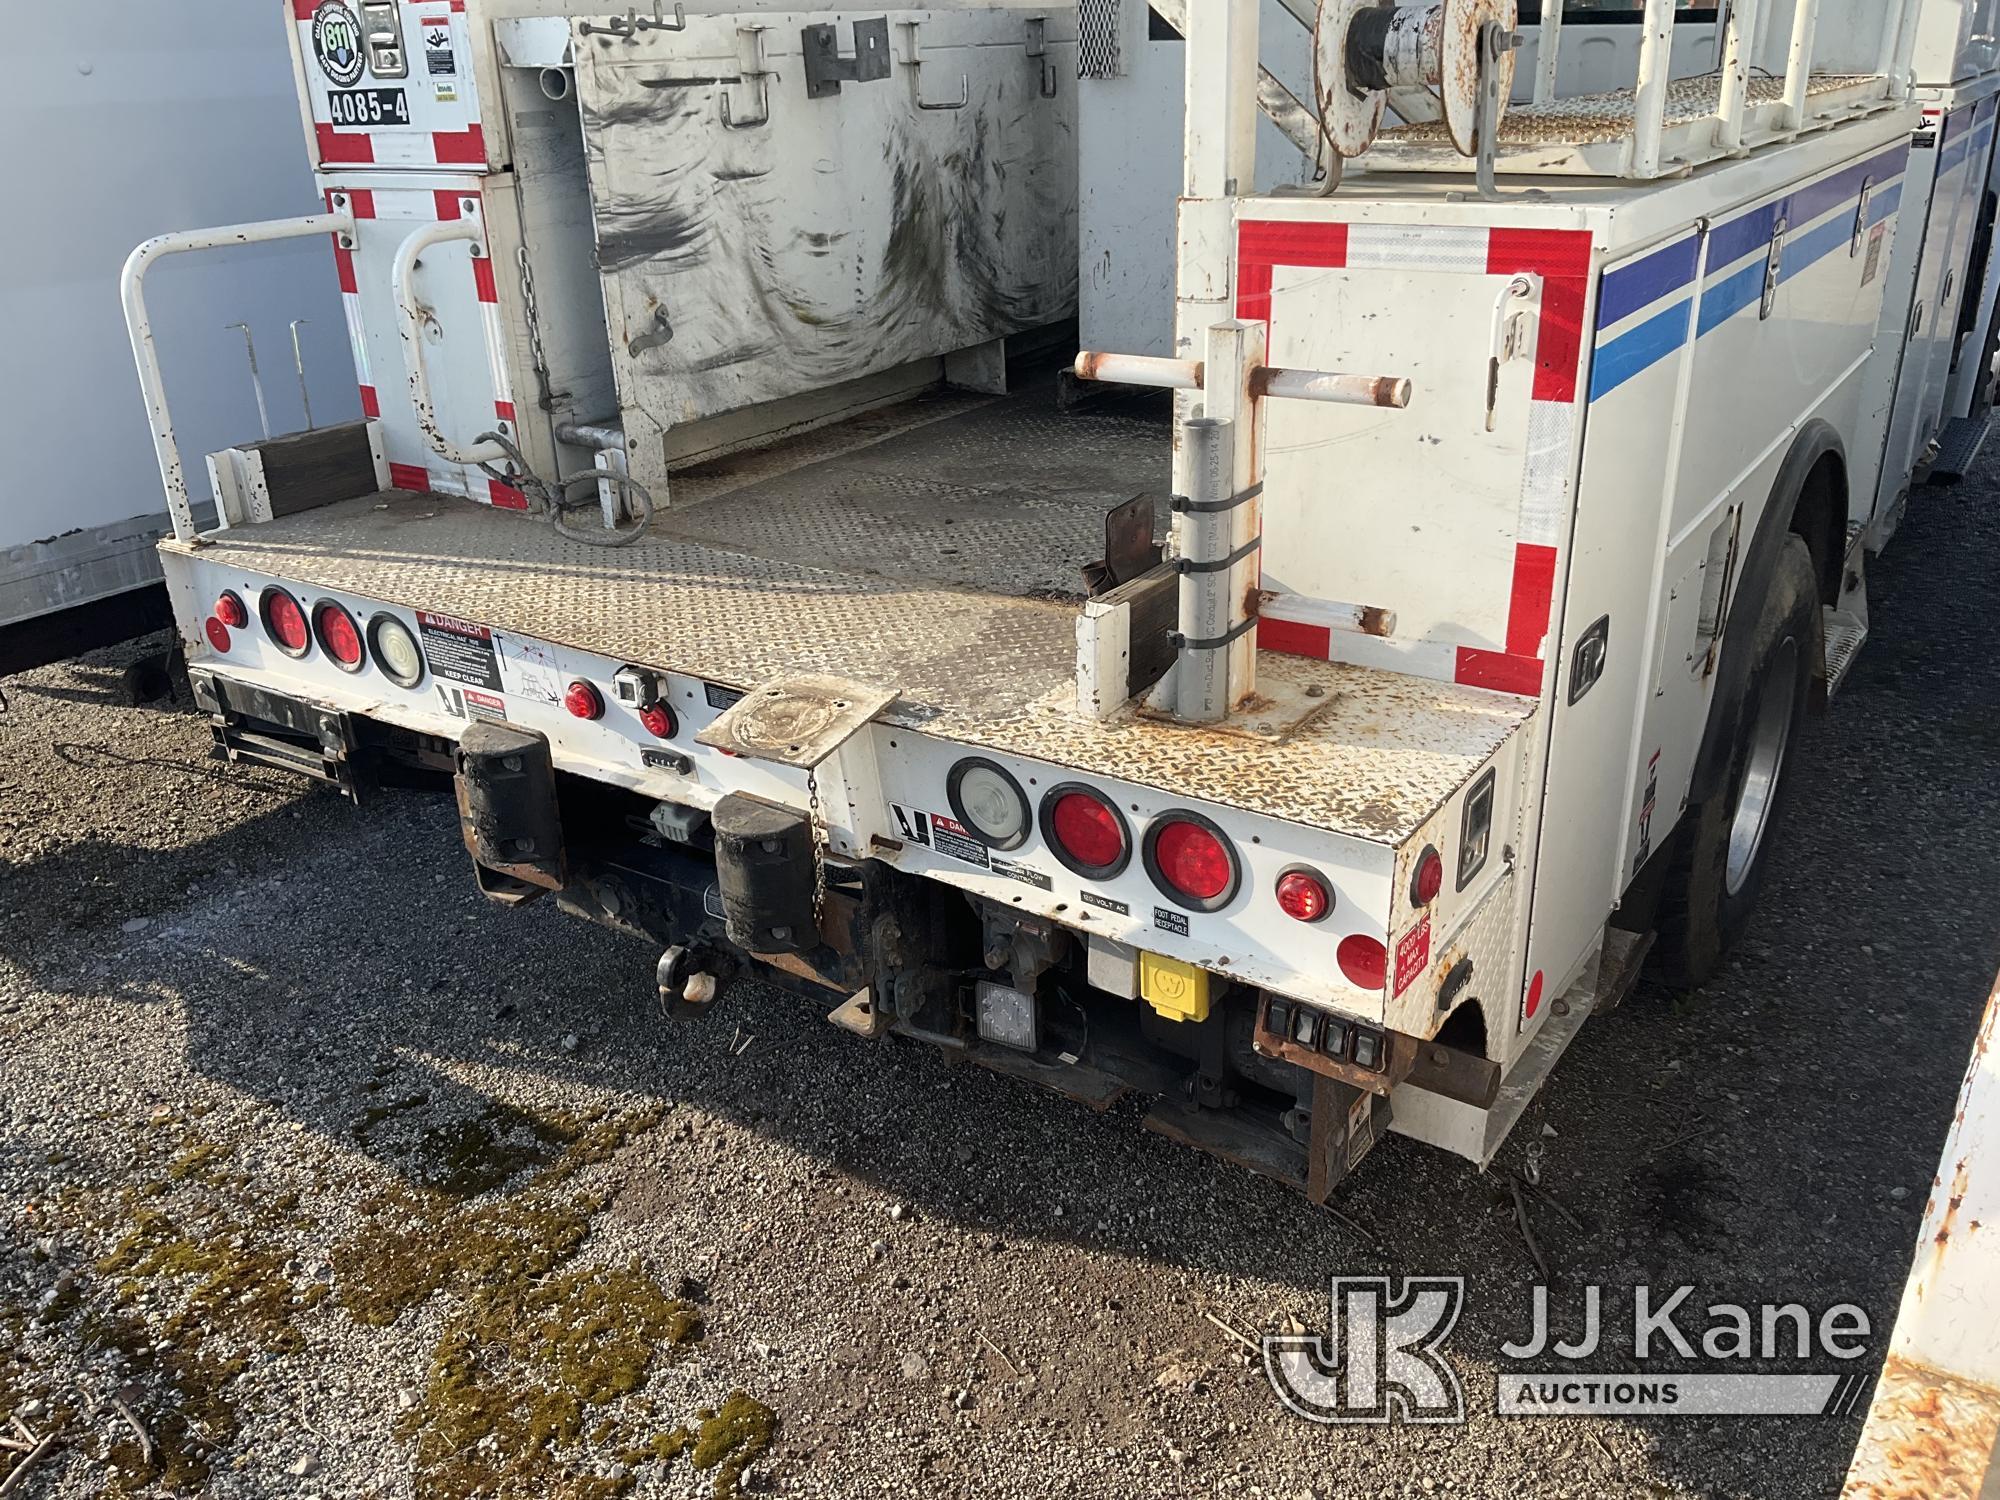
[177,390,1533,846]
[1382,73,1878,148]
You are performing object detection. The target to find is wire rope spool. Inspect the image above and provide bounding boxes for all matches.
[1314,0,1518,159]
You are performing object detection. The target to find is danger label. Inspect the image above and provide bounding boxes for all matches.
[929,814,988,869]
[1393,913,1432,998]
[462,688,507,721]
[417,611,501,690]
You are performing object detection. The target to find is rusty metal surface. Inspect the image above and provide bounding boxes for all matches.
[183,392,1532,846]
[1844,976,2000,1500]
[1383,72,1876,148]
[697,674,899,768]
[1843,1354,2000,1500]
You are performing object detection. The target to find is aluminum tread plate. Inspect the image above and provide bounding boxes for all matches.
[183,401,1532,846]
[1382,72,1879,148]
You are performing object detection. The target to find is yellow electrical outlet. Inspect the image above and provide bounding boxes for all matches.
[1139,951,1210,1023]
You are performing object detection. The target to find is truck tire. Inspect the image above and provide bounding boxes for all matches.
[1654,535,1820,987]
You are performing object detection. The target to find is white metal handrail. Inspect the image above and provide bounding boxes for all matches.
[391,220,509,468]
[121,210,354,542]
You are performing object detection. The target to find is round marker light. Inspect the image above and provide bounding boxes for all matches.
[367,613,426,688]
[1041,785,1131,878]
[259,587,310,657]
[564,679,604,720]
[639,702,677,739]
[204,617,232,653]
[313,601,365,671]
[1411,845,1444,907]
[1337,934,1388,990]
[214,591,248,629]
[947,757,1030,851]
[1275,869,1333,924]
[1144,812,1241,912]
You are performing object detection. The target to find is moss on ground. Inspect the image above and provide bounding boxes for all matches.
[689,1392,777,1500]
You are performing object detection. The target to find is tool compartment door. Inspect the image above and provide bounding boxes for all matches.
[1247,218,1595,699]
[327,179,525,505]
[572,9,1078,442]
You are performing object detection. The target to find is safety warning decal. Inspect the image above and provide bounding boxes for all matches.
[497,634,562,704]
[928,814,989,869]
[888,803,932,847]
[417,611,501,690]
[1393,913,1432,998]
[463,689,507,722]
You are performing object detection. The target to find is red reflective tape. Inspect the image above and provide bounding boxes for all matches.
[495,400,516,423]
[348,188,376,219]
[1237,260,1274,324]
[359,384,381,419]
[488,479,530,510]
[1488,228,1592,404]
[434,190,464,221]
[1504,543,1559,657]
[450,0,465,9]
[1256,616,1332,661]
[1454,647,1543,696]
[1238,220,1349,267]
[292,0,316,18]
[316,124,374,164]
[389,463,431,493]
[332,241,358,295]
[431,124,485,165]
[472,254,499,304]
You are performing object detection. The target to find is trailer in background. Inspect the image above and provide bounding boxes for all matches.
[0,0,357,674]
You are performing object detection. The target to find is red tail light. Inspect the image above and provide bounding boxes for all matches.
[1275,869,1332,923]
[260,588,310,656]
[1337,934,1388,990]
[564,680,604,720]
[639,702,676,739]
[313,601,365,671]
[204,617,232,653]
[1041,785,1130,877]
[1410,845,1443,907]
[214,591,248,629]
[1144,812,1241,911]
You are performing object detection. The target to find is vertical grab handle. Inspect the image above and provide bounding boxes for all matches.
[391,219,509,467]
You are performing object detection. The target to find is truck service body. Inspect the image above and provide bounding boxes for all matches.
[126,0,2000,1197]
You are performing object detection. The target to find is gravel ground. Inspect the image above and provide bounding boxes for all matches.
[2,467,1997,1500]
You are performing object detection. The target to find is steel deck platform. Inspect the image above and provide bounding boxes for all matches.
[174,388,1535,847]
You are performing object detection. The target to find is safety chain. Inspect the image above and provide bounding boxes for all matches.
[804,765,829,927]
[515,245,554,406]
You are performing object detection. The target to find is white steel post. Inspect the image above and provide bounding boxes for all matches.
[1630,0,1677,178]
[1715,0,1762,152]
[1535,0,1565,107]
[1781,0,1821,131]
[1888,0,1923,91]
[1203,319,1260,719]
[1182,0,1258,198]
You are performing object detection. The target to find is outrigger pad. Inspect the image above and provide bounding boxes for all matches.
[696,674,898,768]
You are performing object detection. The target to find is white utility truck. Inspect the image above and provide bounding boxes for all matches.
[123,0,1997,1198]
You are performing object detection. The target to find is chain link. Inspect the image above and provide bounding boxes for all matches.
[804,766,829,927]
[516,245,552,399]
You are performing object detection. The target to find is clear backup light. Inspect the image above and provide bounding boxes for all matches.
[312,600,365,672]
[1041,784,1131,878]
[366,613,426,688]
[947,757,1030,851]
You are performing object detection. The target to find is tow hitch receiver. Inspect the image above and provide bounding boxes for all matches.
[454,720,567,904]
[188,667,360,800]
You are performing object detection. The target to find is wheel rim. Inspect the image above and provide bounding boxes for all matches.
[1724,634,1800,897]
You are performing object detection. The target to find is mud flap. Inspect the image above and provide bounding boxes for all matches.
[454,720,566,904]
[1307,1073,1391,1203]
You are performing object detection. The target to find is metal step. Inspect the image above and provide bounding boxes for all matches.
[1926,411,1992,486]
[1824,608,1869,698]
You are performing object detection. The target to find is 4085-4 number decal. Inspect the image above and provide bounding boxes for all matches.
[327,87,410,126]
